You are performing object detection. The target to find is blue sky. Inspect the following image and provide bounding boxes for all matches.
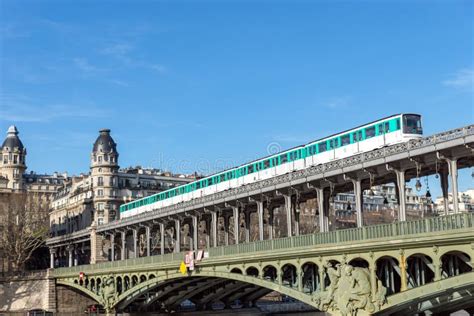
[1,1,473,197]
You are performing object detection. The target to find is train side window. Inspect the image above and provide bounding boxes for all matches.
[280,153,288,163]
[220,174,225,182]
[365,126,375,139]
[248,164,254,173]
[384,122,390,133]
[396,118,401,130]
[264,159,270,169]
[319,142,327,152]
[353,132,359,142]
[341,134,350,146]
[378,124,384,135]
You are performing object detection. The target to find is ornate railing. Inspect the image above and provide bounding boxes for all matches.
[53,212,474,277]
[95,124,473,232]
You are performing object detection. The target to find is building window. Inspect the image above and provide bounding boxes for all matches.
[98,218,104,226]
[98,156,102,163]
[98,177,103,186]
[3,155,7,164]
[98,189,103,196]
[96,203,104,210]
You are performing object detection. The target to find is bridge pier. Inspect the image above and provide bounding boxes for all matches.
[132,228,138,258]
[121,231,126,260]
[244,209,251,243]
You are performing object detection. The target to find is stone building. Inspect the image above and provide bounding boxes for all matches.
[0,126,68,274]
[0,125,67,195]
[47,129,196,267]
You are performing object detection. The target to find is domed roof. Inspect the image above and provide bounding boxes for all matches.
[1,125,25,152]
[92,129,117,154]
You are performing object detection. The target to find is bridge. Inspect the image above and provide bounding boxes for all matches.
[48,125,474,315]
[53,213,474,315]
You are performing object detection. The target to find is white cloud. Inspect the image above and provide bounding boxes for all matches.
[443,68,473,91]
[323,96,351,109]
[72,57,105,74]
[0,94,109,123]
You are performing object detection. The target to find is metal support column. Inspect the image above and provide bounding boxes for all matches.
[244,210,251,243]
[50,248,56,269]
[132,229,138,258]
[316,188,329,232]
[294,202,300,236]
[110,234,115,261]
[160,222,165,255]
[145,226,151,257]
[257,201,264,241]
[121,231,126,260]
[223,214,230,246]
[394,169,407,222]
[440,169,450,215]
[211,211,218,247]
[68,246,73,267]
[268,206,274,240]
[284,194,292,237]
[400,255,408,292]
[192,215,198,251]
[352,179,363,227]
[446,158,459,213]
[175,220,181,253]
[233,206,239,245]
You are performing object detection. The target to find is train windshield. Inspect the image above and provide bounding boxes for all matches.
[403,114,422,134]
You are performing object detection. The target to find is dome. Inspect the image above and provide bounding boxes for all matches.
[92,129,117,154]
[1,125,25,152]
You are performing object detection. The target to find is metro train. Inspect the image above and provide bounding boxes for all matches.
[120,113,423,218]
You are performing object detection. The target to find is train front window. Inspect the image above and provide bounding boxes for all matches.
[403,114,422,134]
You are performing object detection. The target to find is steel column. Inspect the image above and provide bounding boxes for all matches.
[440,169,450,215]
[244,210,251,243]
[233,206,239,245]
[121,231,126,260]
[110,233,115,261]
[211,211,217,247]
[50,248,56,269]
[268,206,274,240]
[294,202,300,236]
[132,229,138,258]
[257,201,264,241]
[284,194,292,237]
[160,222,165,255]
[316,188,329,232]
[352,179,363,227]
[175,220,181,253]
[192,215,198,251]
[223,214,230,246]
[145,226,150,257]
[447,158,459,213]
[394,169,407,222]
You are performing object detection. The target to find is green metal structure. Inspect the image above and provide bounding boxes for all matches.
[53,213,474,315]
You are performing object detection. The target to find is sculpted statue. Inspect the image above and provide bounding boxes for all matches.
[100,276,117,310]
[312,262,387,316]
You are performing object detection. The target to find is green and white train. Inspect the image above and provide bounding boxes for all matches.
[120,113,423,218]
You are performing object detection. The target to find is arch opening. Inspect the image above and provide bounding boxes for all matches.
[376,256,401,294]
[406,254,434,288]
[301,262,319,294]
[441,251,472,278]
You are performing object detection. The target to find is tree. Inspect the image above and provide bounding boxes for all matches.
[0,192,50,272]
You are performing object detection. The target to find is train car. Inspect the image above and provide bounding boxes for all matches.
[120,113,423,219]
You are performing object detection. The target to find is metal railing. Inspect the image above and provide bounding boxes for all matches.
[53,212,474,276]
[94,124,474,232]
